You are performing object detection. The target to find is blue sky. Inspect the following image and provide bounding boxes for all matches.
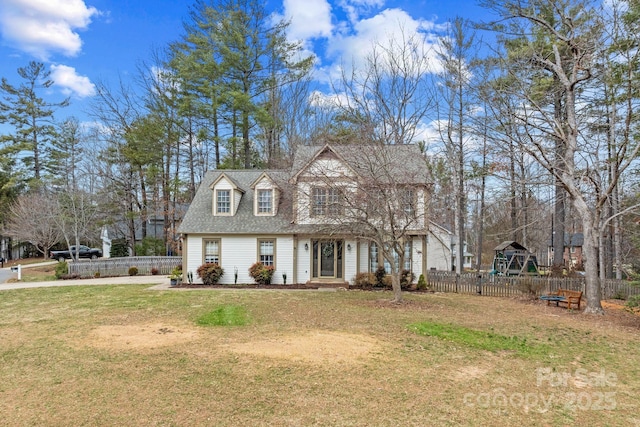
[0,0,491,124]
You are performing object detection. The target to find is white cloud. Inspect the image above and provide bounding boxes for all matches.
[50,64,95,98]
[309,90,351,108]
[320,8,444,83]
[281,0,333,42]
[0,0,99,59]
[338,0,385,23]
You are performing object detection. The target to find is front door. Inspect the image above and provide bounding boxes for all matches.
[312,240,343,279]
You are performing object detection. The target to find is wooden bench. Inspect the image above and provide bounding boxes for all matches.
[541,289,583,310]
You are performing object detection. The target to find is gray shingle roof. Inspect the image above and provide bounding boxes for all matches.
[178,144,430,235]
[292,144,430,184]
[177,170,294,235]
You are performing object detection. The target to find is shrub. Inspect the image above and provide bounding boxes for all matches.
[626,295,640,311]
[196,263,224,285]
[248,262,275,285]
[150,267,159,276]
[54,261,68,279]
[353,272,376,289]
[515,277,545,297]
[110,238,129,258]
[374,266,387,287]
[612,289,628,301]
[61,273,80,280]
[382,275,393,289]
[135,236,165,256]
[417,274,427,290]
[400,269,415,289]
[94,271,100,278]
[128,266,139,276]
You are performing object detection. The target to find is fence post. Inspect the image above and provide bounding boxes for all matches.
[455,273,459,293]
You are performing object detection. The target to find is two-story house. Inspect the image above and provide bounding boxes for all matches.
[177,143,434,285]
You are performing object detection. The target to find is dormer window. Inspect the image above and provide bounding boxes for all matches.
[257,189,273,214]
[217,190,230,214]
[250,173,278,216]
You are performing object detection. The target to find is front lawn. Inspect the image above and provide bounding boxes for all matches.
[0,285,637,426]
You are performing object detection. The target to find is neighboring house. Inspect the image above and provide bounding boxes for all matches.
[426,222,453,271]
[178,143,433,285]
[547,232,584,268]
[451,238,474,271]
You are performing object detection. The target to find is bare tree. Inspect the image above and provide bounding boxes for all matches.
[293,145,429,302]
[54,190,100,261]
[4,192,62,259]
[332,28,435,146]
[481,0,640,314]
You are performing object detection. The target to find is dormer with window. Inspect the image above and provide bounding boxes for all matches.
[210,173,244,216]
[250,172,279,216]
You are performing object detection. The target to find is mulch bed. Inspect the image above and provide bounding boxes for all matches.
[173,283,328,289]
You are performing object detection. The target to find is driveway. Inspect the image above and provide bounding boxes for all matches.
[0,271,171,291]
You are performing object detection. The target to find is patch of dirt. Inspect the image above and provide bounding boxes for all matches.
[225,330,381,364]
[84,323,200,350]
[453,365,489,382]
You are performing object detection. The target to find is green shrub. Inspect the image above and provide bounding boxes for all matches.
[626,295,640,311]
[110,239,129,258]
[128,266,139,276]
[248,262,275,285]
[55,261,68,279]
[134,236,165,256]
[612,289,628,301]
[417,274,427,290]
[196,263,224,285]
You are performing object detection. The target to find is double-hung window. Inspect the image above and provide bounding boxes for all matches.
[257,189,272,214]
[258,239,275,267]
[204,239,220,264]
[402,188,415,217]
[217,190,230,214]
[312,187,342,217]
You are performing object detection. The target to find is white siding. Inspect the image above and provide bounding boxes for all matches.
[274,236,294,284]
[411,236,423,279]
[221,236,257,284]
[359,241,370,273]
[233,189,242,213]
[296,238,311,283]
[427,229,452,271]
[344,239,357,284]
[184,235,204,282]
[185,235,294,285]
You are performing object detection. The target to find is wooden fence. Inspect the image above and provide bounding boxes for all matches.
[426,271,640,300]
[67,256,182,278]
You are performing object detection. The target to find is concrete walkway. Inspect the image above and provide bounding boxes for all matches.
[0,272,171,291]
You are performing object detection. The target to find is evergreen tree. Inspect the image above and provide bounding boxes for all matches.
[0,61,69,187]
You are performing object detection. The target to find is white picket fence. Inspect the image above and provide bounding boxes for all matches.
[67,256,182,278]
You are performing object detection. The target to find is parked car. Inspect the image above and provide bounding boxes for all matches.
[50,245,102,262]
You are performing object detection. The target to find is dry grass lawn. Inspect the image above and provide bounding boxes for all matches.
[1,284,639,426]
